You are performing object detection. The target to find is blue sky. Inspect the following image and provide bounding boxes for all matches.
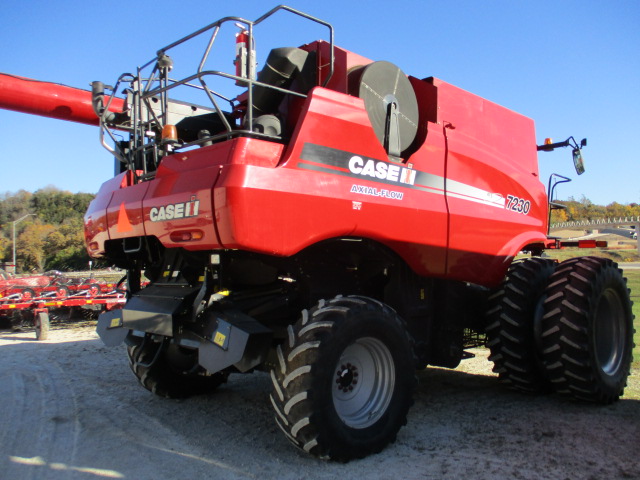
[1,0,638,205]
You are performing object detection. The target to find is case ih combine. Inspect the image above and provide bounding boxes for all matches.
[0,5,634,461]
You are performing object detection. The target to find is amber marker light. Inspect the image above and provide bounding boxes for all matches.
[162,124,178,144]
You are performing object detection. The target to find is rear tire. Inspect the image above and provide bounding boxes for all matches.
[485,257,556,393]
[20,288,36,302]
[86,284,100,297]
[269,295,416,461]
[35,312,50,341]
[127,336,228,399]
[55,286,70,299]
[540,256,635,403]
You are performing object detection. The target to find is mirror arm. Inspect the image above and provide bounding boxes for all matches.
[538,136,587,176]
[537,136,585,152]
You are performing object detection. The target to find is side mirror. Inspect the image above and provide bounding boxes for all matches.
[573,148,585,175]
[538,136,587,175]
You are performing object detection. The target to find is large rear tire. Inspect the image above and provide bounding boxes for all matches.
[269,296,416,461]
[485,257,556,393]
[540,256,635,403]
[127,336,228,399]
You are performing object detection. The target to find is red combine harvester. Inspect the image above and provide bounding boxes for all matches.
[0,5,634,461]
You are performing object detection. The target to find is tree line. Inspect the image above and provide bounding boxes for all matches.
[0,187,95,273]
[1,188,638,274]
[550,196,640,223]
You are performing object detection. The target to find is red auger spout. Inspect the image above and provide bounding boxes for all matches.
[0,72,124,125]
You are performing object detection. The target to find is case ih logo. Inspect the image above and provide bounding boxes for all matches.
[149,197,200,222]
[348,156,416,185]
[297,143,417,189]
[296,143,509,210]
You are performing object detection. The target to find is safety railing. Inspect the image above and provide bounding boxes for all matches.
[97,5,334,180]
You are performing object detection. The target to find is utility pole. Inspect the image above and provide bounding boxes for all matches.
[12,213,35,274]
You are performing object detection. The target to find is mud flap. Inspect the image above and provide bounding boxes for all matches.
[198,310,272,373]
[96,309,129,347]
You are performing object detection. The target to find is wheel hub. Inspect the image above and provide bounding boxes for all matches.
[336,363,359,392]
[332,337,395,429]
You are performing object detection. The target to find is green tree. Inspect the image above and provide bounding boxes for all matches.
[44,218,90,270]
[0,190,32,227]
[31,187,93,225]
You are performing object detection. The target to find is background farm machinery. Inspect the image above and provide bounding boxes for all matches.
[0,270,125,339]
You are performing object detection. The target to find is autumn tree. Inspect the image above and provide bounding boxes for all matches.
[0,233,10,262]
[44,218,89,270]
[0,188,96,272]
[17,223,55,271]
[550,207,569,223]
[605,202,640,219]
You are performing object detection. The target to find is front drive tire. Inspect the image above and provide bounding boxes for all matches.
[269,296,416,461]
[541,256,635,404]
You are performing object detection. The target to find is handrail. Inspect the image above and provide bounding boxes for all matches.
[96,5,334,179]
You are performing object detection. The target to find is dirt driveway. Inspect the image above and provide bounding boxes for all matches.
[1,324,638,480]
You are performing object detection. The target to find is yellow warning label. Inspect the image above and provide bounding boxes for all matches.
[109,317,121,328]
[213,331,226,347]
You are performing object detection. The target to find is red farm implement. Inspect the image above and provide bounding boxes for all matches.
[0,273,125,340]
[0,271,117,303]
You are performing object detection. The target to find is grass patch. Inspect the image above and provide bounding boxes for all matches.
[624,269,640,399]
[625,270,640,372]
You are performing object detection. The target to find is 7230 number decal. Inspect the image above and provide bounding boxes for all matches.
[506,195,531,215]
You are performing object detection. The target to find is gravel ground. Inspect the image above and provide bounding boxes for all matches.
[1,323,638,480]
